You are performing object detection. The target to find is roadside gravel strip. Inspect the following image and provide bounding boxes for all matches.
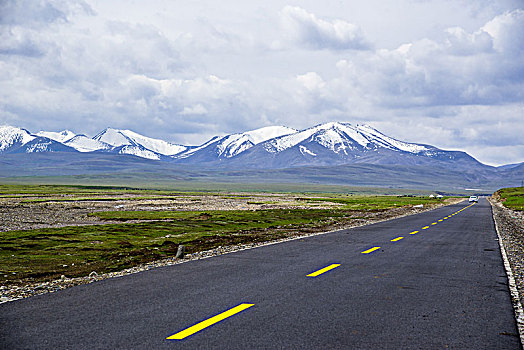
[489,197,524,344]
[1,199,463,303]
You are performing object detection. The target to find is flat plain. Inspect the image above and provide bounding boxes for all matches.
[0,184,451,291]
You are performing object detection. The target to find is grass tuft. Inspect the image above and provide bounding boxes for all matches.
[497,187,524,211]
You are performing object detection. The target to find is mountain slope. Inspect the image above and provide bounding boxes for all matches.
[93,128,187,156]
[64,135,111,153]
[0,123,510,173]
[12,137,78,153]
[0,126,36,153]
[1,122,521,191]
[0,126,77,154]
[0,152,521,192]
[262,123,431,155]
[176,126,297,162]
[36,130,76,143]
[219,122,487,169]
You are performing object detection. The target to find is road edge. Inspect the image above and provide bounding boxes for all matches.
[489,199,524,346]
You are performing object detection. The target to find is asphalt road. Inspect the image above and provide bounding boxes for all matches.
[1,199,522,349]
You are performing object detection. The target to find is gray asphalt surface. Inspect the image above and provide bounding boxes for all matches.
[1,199,522,349]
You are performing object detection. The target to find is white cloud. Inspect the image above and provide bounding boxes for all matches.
[327,9,524,109]
[278,6,370,50]
[297,72,325,91]
[444,27,493,56]
[181,104,208,115]
[0,1,522,163]
[483,9,524,53]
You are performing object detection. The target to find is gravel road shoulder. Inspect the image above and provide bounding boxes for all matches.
[489,196,524,342]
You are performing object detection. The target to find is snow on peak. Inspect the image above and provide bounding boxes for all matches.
[264,122,431,155]
[117,145,161,160]
[355,124,431,153]
[216,126,297,158]
[0,122,435,161]
[36,130,76,143]
[93,128,187,156]
[266,122,369,154]
[64,135,111,153]
[93,128,133,147]
[242,126,298,144]
[0,125,35,152]
[118,129,187,156]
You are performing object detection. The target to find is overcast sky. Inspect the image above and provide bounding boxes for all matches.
[1,0,523,165]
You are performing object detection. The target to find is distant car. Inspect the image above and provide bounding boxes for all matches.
[469,196,479,202]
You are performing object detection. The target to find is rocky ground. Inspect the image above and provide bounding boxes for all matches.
[0,196,462,302]
[0,193,341,232]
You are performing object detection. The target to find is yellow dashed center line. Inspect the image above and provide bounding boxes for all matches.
[362,246,381,254]
[166,303,254,340]
[167,202,478,341]
[307,264,341,277]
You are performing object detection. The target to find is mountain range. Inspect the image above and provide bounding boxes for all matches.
[0,122,503,169]
[1,122,522,191]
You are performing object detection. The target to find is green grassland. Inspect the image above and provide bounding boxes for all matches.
[0,184,450,286]
[1,209,351,283]
[294,195,443,211]
[0,184,199,196]
[497,187,524,211]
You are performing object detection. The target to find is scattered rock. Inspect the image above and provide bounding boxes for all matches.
[176,245,186,259]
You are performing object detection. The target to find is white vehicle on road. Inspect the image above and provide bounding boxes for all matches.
[468,196,479,202]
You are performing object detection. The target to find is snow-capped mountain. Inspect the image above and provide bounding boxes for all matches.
[36,130,76,143]
[177,122,442,167]
[223,122,482,168]
[176,126,296,161]
[0,122,487,170]
[0,126,35,152]
[263,123,430,155]
[64,135,111,153]
[0,126,77,154]
[93,128,188,157]
[2,122,521,191]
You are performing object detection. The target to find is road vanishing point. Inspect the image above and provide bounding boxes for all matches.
[1,199,522,349]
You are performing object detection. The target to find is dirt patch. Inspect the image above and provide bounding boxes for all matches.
[0,193,340,232]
